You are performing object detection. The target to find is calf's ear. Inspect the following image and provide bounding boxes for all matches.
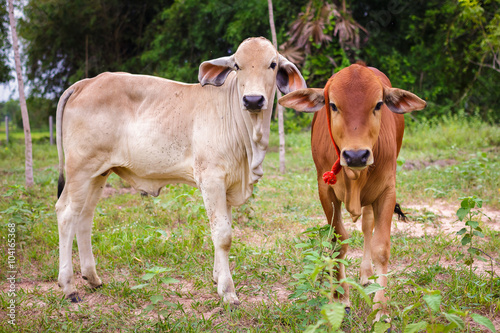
[278,88,325,113]
[277,55,307,94]
[198,56,235,87]
[384,87,427,114]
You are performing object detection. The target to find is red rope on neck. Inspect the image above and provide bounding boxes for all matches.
[322,79,342,185]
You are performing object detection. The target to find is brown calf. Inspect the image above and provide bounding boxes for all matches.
[279,64,426,319]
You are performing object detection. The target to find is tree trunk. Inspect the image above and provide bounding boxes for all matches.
[8,0,34,187]
[268,0,286,174]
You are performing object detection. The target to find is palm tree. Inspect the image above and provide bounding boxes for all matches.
[280,0,368,67]
[8,0,33,187]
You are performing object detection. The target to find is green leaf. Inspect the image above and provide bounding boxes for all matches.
[461,234,472,246]
[156,229,169,238]
[336,259,349,266]
[304,319,326,333]
[427,323,447,331]
[143,304,154,313]
[448,308,467,317]
[321,302,345,330]
[404,321,428,333]
[423,293,441,313]
[468,247,480,256]
[163,301,178,308]
[150,295,164,304]
[309,265,323,282]
[456,227,467,235]
[460,197,474,209]
[340,278,372,306]
[364,283,385,295]
[472,230,485,238]
[465,220,479,228]
[321,241,333,249]
[161,277,180,284]
[335,285,345,295]
[470,313,496,332]
[158,309,171,317]
[141,273,156,280]
[374,321,391,333]
[443,322,458,333]
[365,308,380,326]
[456,207,469,221]
[130,283,149,290]
[402,302,421,316]
[295,243,310,248]
[147,266,169,274]
[444,312,464,329]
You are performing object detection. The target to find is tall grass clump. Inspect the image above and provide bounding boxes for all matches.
[402,113,500,158]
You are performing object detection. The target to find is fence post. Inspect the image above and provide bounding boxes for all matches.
[49,115,53,145]
[4,116,8,144]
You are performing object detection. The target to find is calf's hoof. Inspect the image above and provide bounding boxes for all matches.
[68,292,82,303]
[90,283,103,292]
[82,275,102,289]
[223,293,241,307]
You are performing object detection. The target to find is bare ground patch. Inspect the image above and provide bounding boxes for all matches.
[339,199,500,278]
[341,199,500,237]
[402,158,458,171]
[101,184,138,198]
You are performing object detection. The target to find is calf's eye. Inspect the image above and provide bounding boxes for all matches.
[330,103,338,111]
[270,62,277,70]
[374,101,383,111]
[234,63,240,70]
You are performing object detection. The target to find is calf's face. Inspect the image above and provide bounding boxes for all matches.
[198,37,306,113]
[327,66,384,169]
[279,64,427,170]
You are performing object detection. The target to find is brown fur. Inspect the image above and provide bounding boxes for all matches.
[279,64,426,319]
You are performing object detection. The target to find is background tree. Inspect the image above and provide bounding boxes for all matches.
[351,0,500,120]
[140,0,304,83]
[279,0,367,91]
[0,3,12,83]
[8,0,33,187]
[0,100,20,127]
[19,0,305,95]
[10,0,500,129]
[19,0,171,98]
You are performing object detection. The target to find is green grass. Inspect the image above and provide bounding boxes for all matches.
[398,115,500,208]
[0,117,499,332]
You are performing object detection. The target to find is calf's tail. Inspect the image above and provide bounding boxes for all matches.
[56,88,75,198]
[394,203,407,221]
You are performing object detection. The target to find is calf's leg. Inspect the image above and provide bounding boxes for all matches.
[56,175,91,301]
[199,179,239,305]
[76,175,108,289]
[56,188,79,301]
[56,174,107,301]
[360,205,375,285]
[372,190,396,320]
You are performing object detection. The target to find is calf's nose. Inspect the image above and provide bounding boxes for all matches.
[343,149,371,167]
[243,95,265,110]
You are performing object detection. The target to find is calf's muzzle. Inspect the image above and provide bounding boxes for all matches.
[342,149,371,168]
[243,95,265,111]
